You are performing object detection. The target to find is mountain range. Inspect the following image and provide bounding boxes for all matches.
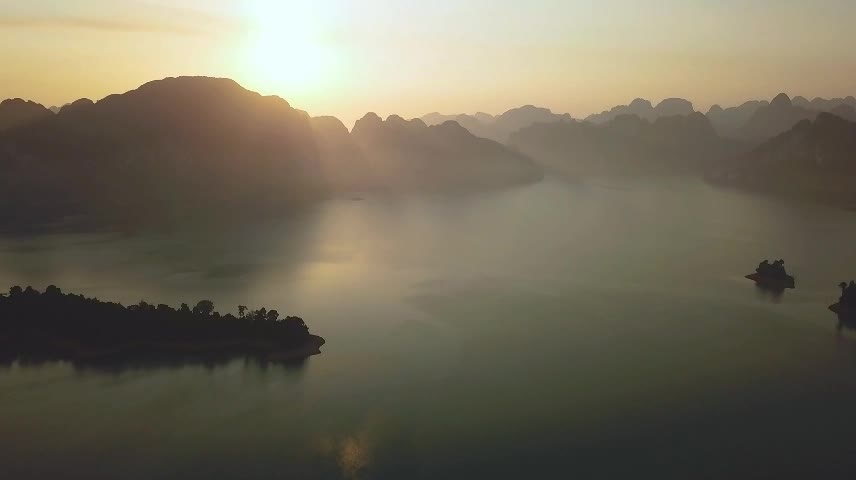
[0,77,325,227]
[508,112,742,176]
[351,113,541,190]
[2,78,855,230]
[421,106,572,142]
[709,94,856,141]
[584,98,696,124]
[0,77,541,229]
[422,94,856,145]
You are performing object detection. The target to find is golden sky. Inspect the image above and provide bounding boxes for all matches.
[2,0,856,126]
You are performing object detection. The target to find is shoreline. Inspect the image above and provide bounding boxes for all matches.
[1,335,326,364]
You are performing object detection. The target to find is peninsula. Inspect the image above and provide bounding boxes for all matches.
[0,286,324,366]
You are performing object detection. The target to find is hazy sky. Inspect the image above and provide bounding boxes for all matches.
[2,0,856,126]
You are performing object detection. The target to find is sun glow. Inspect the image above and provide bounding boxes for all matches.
[243,0,339,94]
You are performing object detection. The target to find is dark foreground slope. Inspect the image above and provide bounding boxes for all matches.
[707,112,856,205]
[509,112,745,176]
[0,286,324,368]
[351,114,542,190]
[0,77,324,229]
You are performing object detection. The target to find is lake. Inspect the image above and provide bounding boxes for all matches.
[2,176,856,479]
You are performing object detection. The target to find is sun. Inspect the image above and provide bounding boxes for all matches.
[243,0,338,93]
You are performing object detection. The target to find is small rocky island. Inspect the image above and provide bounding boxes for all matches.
[0,286,324,367]
[831,281,856,329]
[746,259,795,290]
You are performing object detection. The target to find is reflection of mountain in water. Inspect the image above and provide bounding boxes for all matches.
[0,207,327,309]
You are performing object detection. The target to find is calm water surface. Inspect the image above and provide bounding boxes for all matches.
[2,177,856,479]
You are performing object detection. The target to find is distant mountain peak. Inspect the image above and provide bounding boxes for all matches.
[355,112,383,128]
[0,98,53,131]
[59,98,94,113]
[770,93,792,108]
[654,98,695,117]
[2,98,39,107]
[629,98,654,109]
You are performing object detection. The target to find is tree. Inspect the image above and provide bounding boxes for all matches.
[9,286,22,297]
[253,308,268,322]
[193,300,215,316]
[179,303,191,314]
[282,316,309,337]
[238,305,247,318]
[45,285,62,296]
[266,309,279,322]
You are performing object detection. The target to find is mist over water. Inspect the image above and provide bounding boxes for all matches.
[3,176,856,478]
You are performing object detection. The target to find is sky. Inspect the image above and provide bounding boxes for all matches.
[2,0,856,126]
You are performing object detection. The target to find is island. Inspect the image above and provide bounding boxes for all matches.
[831,281,856,330]
[746,259,795,290]
[0,285,324,367]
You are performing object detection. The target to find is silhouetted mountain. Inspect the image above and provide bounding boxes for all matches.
[421,106,570,142]
[473,112,495,123]
[585,98,695,124]
[708,112,856,204]
[792,96,811,109]
[806,96,856,111]
[430,114,499,140]
[585,98,654,123]
[654,98,695,117]
[509,112,741,176]
[706,101,769,138]
[829,104,856,122]
[310,116,375,191]
[492,106,572,140]
[59,98,95,113]
[0,99,53,132]
[351,114,541,189]
[736,93,819,142]
[731,93,856,142]
[0,76,324,228]
[423,112,495,126]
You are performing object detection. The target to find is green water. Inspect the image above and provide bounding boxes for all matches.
[2,177,856,479]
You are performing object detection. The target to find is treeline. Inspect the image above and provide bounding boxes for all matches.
[0,286,313,361]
